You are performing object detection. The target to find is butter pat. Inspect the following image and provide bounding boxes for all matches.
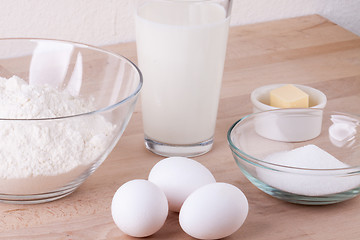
[270,84,309,108]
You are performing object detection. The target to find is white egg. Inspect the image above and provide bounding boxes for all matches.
[148,156,216,212]
[111,179,168,237]
[179,182,248,240]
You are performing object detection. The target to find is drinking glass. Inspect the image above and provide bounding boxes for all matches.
[135,0,232,157]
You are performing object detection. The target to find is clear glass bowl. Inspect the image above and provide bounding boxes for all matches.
[228,108,360,205]
[0,39,142,204]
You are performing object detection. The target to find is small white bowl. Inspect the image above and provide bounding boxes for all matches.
[251,84,327,113]
[250,84,327,142]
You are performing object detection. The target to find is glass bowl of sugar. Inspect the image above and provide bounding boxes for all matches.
[228,108,360,205]
[0,39,142,204]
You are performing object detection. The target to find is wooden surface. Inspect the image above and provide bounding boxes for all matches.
[1,14,360,239]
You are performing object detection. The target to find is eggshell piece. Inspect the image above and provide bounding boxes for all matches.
[179,182,248,240]
[148,157,216,212]
[111,179,168,237]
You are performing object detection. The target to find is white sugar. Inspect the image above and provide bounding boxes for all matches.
[257,144,360,196]
[264,145,348,169]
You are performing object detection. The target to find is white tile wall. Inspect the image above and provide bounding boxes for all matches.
[0,0,358,46]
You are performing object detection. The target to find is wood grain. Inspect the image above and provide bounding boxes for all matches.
[1,14,360,239]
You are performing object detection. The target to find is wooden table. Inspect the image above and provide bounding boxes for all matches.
[1,14,360,239]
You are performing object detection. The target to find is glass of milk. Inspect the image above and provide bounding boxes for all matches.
[136,0,232,157]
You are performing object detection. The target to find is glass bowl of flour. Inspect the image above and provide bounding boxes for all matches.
[0,39,142,204]
[228,108,360,205]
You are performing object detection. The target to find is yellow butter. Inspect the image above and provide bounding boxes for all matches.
[270,84,309,108]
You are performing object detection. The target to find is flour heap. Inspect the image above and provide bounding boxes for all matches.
[0,76,115,179]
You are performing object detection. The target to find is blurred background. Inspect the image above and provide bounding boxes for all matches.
[0,0,359,46]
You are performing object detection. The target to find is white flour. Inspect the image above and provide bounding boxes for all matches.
[0,76,114,194]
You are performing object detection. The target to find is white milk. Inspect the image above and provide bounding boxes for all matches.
[136,1,230,145]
